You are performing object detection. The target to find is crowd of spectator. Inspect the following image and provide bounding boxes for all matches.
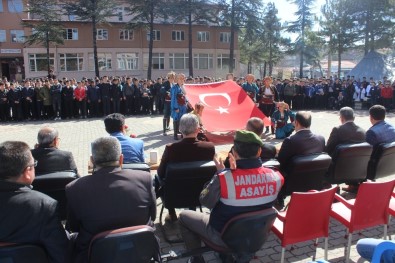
[245,75,395,112]
[1,74,394,124]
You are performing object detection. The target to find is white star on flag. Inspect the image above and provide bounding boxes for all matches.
[216,106,229,114]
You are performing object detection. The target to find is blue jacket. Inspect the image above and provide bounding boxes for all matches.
[366,121,395,146]
[110,132,144,163]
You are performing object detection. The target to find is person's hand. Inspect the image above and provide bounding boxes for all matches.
[227,152,236,170]
[213,153,225,171]
[175,109,179,113]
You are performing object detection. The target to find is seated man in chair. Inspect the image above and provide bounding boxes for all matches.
[31,126,79,176]
[0,141,69,263]
[157,113,215,222]
[104,113,145,164]
[179,130,284,263]
[66,137,157,263]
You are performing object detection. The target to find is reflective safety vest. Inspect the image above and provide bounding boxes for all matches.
[218,166,284,207]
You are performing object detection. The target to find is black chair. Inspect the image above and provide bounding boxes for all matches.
[201,208,277,262]
[367,142,395,180]
[285,153,332,194]
[32,171,78,220]
[0,243,49,263]
[326,143,373,184]
[88,225,160,263]
[159,160,216,224]
[122,162,150,172]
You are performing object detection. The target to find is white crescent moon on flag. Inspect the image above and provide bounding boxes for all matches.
[198,93,231,108]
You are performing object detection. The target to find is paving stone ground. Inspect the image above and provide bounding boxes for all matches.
[1,109,395,263]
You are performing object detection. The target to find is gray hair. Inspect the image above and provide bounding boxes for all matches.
[179,114,199,136]
[339,107,355,121]
[37,126,59,147]
[91,137,121,165]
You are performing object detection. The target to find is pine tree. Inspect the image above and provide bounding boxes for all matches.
[262,3,288,76]
[320,0,357,77]
[348,0,395,54]
[125,0,165,80]
[65,0,116,78]
[286,0,315,78]
[23,0,64,76]
[166,0,220,77]
[219,0,262,73]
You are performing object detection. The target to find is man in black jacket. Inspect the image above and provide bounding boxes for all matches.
[66,137,158,263]
[0,141,69,263]
[98,76,111,116]
[325,107,366,157]
[31,126,79,176]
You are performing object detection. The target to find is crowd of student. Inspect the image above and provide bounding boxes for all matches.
[1,73,394,124]
[241,75,395,112]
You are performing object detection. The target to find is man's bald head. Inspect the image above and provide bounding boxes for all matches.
[37,126,59,147]
[246,117,264,136]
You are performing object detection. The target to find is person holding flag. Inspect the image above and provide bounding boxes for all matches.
[171,73,188,140]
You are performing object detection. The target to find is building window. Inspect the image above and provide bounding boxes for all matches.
[10,30,24,43]
[117,53,138,70]
[63,28,78,40]
[197,31,209,42]
[59,53,84,71]
[220,32,231,43]
[147,30,160,41]
[169,53,189,70]
[0,1,3,11]
[96,29,108,40]
[217,54,235,70]
[119,29,133,40]
[172,30,184,41]
[89,53,112,71]
[8,0,23,12]
[194,53,213,69]
[0,30,6,42]
[143,53,164,70]
[28,53,54,72]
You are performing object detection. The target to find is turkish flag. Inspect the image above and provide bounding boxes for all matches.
[185,80,270,133]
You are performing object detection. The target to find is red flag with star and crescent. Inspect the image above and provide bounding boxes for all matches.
[185,80,271,134]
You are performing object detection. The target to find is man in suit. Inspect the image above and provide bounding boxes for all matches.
[157,113,215,222]
[366,105,395,146]
[223,117,276,168]
[277,111,325,208]
[66,137,157,263]
[0,141,69,263]
[31,126,79,176]
[325,107,366,157]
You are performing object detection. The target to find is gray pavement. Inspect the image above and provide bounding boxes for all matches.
[1,109,395,263]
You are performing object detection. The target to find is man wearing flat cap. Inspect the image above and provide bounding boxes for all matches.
[179,130,284,263]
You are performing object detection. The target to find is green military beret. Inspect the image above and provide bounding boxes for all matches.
[234,130,264,147]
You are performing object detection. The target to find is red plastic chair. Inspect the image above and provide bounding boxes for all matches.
[271,186,338,263]
[387,192,395,239]
[330,180,395,263]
